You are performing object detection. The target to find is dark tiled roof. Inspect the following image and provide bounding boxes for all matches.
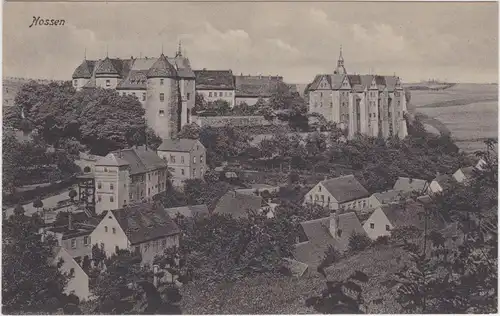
[157,139,200,152]
[308,75,332,90]
[95,57,120,76]
[95,153,130,167]
[213,190,263,219]
[146,54,177,78]
[111,203,180,245]
[72,60,95,79]
[165,204,209,218]
[194,70,234,90]
[393,177,428,194]
[114,147,168,175]
[169,56,195,78]
[460,166,475,179]
[234,75,283,98]
[116,70,148,90]
[293,212,366,269]
[307,74,400,92]
[320,175,369,203]
[379,201,444,231]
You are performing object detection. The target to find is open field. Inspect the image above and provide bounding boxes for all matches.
[409,83,498,152]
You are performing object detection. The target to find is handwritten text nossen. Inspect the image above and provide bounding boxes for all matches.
[29,16,66,28]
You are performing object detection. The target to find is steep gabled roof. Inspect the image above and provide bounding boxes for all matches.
[146,54,177,78]
[113,147,168,175]
[213,190,263,219]
[379,201,444,232]
[169,56,195,78]
[432,174,456,191]
[372,189,406,204]
[194,70,234,90]
[157,139,200,152]
[111,203,180,245]
[234,75,283,98]
[320,175,370,203]
[459,166,475,179]
[95,57,120,76]
[72,60,95,79]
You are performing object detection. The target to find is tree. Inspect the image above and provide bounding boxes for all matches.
[347,232,372,252]
[177,123,200,140]
[33,197,44,218]
[2,208,74,314]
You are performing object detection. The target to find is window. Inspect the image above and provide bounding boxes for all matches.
[200,167,204,175]
[170,155,176,163]
[71,239,76,249]
[148,174,151,181]
[132,92,136,97]
[73,80,77,86]
[123,92,126,96]
[181,156,185,164]
[321,195,324,201]
[219,92,223,97]
[142,93,146,101]
[193,156,196,164]
[160,79,164,85]
[386,225,390,231]
[162,239,167,247]
[106,80,110,87]
[145,242,150,251]
[84,236,90,245]
[105,226,108,233]
[209,92,212,97]
[160,93,165,102]
[112,227,116,234]
[148,188,151,195]
[98,195,102,202]
[315,195,319,201]
[200,155,204,163]
[370,223,374,229]
[98,182,102,189]
[110,183,114,190]
[159,110,165,116]
[181,169,185,175]
[187,92,190,100]
[104,167,108,172]
[327,196,331,203]
[193,168,196,177]
[318,186,321,192]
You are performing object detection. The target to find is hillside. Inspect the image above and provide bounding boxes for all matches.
[3,77,67,108]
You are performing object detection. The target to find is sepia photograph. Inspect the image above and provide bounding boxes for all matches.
[2,1,498,314]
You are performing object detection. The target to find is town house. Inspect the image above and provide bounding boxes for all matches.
[157,139,207,187]
[90,202,181,266]
[194,69,235,107]
[303,175,370,211]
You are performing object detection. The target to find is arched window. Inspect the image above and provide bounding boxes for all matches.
[83,166,91,173]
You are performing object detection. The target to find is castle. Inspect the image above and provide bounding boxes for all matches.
[307,47,408,139]
[72,46,195,140]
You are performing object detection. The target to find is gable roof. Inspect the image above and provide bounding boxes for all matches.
[458,166,475,179]
[213,190,263,219]
[157,138,200,152]
[111,203,180,245]
[372,189,406,204]
[169,56,195,78]
[95,57,120,76]
[320,175,369,203]
[393,177,428,193]
[116,70,148,90]
[165,204,209,218]
[194,70,234,90]
[234,75,283,98]
[146,54,177,78]
[294,212,366,269]
[95,153,130,167]
[378,201,443,231]
[307,73,401,92]
[113,147,168,175]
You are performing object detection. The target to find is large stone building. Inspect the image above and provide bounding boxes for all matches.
[234,74,283,106]
[72,48,195,139]
[93,146,170,214]
[307,48,408,139]
[194,70,235,107]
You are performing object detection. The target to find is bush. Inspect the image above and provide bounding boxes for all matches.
[348,232,372,252]
[373,235,390,247]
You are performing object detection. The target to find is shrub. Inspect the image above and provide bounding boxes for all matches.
[348,232,372,252]
[373,235,390,247]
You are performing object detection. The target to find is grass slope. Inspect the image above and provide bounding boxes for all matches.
[180,245,409,314]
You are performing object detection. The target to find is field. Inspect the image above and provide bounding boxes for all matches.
[409,83,498,152]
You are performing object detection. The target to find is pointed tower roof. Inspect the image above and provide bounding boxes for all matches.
[95,57,120,76]
[72,60,94,79]
[146,53,177,78]
[176,40,183,57]
[334,45,347,75]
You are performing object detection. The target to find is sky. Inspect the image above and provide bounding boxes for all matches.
[3,1,499,84]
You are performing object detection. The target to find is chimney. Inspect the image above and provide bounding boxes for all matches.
[329,212,340,238]
[68,212,73,231]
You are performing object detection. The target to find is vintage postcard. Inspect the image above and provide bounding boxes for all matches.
[2,1,498,314]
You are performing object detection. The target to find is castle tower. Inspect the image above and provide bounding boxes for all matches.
[146,53,181,140]
[72,57,92,91]
[95,57,120,89]
[334,46,347,75]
